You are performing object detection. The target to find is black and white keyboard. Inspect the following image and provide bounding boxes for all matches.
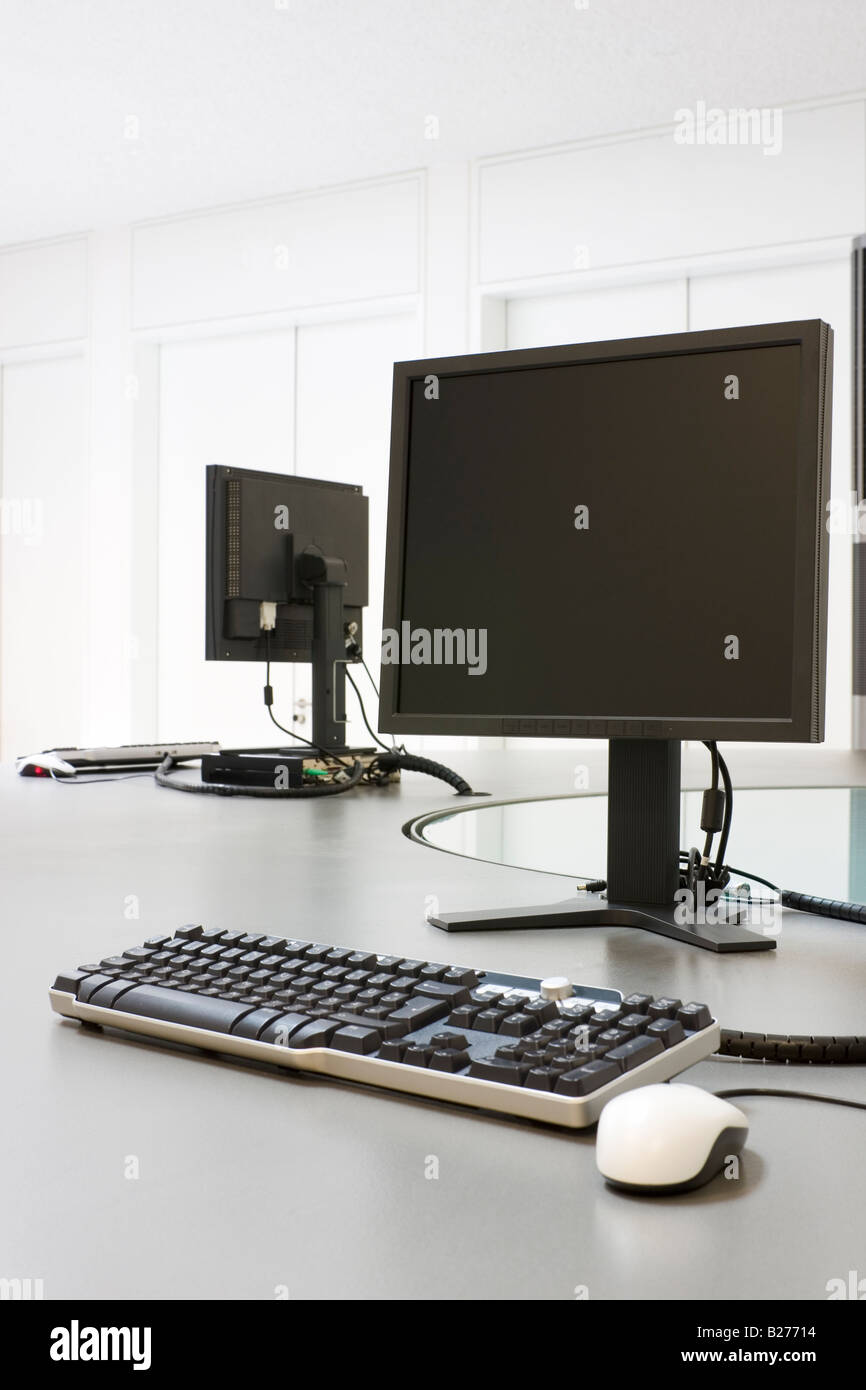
[49,926,720,1127]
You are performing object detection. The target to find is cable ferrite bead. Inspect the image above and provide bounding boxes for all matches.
[700,788,726,833]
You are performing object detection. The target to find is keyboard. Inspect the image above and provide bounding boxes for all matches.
[45,741,219,768]
[49,927,720,1128]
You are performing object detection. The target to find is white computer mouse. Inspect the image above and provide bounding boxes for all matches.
[16,751,77,778]
[596,1083,748,1194]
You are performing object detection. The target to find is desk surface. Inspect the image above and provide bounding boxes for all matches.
[4,744,866,1301]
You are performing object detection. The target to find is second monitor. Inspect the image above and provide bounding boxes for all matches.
[380,321,833,951]
[206,465,368,752]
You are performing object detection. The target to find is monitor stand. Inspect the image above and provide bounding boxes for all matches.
[298,551,374,759]
[428,738,776,953]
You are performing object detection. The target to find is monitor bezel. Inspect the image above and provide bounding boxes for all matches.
[380,320,832,743]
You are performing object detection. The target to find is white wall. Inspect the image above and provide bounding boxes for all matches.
[0,355,86,756]
[1,91,864,758]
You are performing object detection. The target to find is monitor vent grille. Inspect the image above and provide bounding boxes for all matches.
[274,617,312,649]
[226,479,241,598]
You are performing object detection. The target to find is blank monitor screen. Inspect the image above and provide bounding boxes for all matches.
[381,322,832,743]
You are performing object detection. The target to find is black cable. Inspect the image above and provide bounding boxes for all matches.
[717,1028,866,1063]
[345,666,391,751]
[715,746,734,875]
[263,633,352,768]
[701,741,719,864]
[720,862,778,895]
[369,750,479,795]
[360,655,396,748]
[360,657,380,700]
[714,1088,866,1112]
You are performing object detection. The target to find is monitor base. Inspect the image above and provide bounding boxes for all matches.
[428,891,776,953]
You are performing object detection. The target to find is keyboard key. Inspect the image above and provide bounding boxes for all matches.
[442,967,480,988]
[259,1013,315,1045]
[499,1012,538,1037]
[377,1040,407,1062]
[468,1058,531,1086]
[646,1018,686,1047]
[176,924,203,940]
[78,974,119,1003]
[52,970,94,996]
[85,978,141,1008]
[417,963,448,981]
[112,984,255,1033]
[230,1008,286,1040]
[475,1009,505,1032]
[429,1049,471,1073]
[596,1026,635,1049]
[389,976,419,993]
[429,1032,469,1051]
[540,1019,573,1038]
[404,1044,435,1067]
[618,1013,651,1035]
[559,1001,594,1023]
[525,1067,558,1091]
[387,997,450,1030]
[331,1025,381,1054]
[448,1005,484,1028]
[375,956,402,972]
[396,959,425,976]
[522,996,559,1024]
[346,952,376,969]
[281,1018,339,1048]
[648,997,682,1020]
[606,1035,665,1070]
[622,993,653,1014]
[676,1002,713,1031]
[413,979,473,1006]
[589,1008,622,1029]
[554,1060,622,1095]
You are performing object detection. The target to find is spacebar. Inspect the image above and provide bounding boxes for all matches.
[110,984,255,1034]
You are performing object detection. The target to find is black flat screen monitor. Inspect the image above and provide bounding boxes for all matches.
[381,321,832,744]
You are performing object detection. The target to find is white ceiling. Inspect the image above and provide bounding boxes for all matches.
[1,0,864,245]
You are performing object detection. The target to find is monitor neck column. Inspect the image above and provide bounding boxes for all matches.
[298,553,350,753]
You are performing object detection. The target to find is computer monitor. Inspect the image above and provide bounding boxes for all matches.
[206,465,369,751]
[380,320,833,951]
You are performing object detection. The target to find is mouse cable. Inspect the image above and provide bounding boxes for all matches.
[48,770,153,784]
[714,1087,866,1112]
